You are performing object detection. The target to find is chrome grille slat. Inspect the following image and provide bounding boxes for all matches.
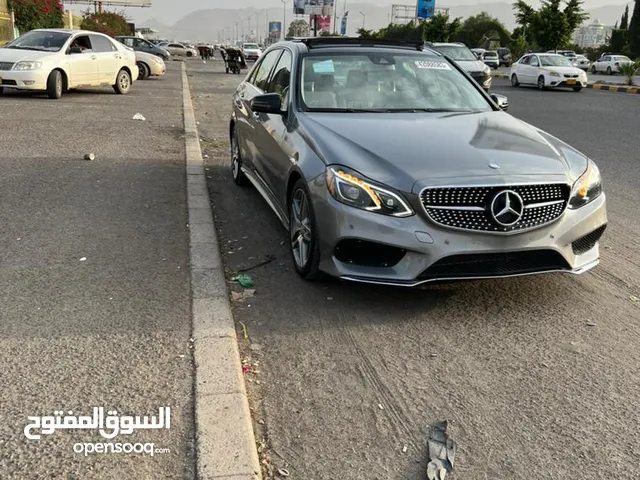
[421,184,570,233]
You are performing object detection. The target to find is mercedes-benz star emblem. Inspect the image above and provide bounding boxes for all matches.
[488,162,500,169]
[490,190,524,226]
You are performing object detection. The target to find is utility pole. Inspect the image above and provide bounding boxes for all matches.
[281,0,287,38]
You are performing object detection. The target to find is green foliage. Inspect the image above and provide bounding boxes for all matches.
[8,0,64,33]
[287,19,309,37]
[620,5,629,30]
[619,61,639,85]
[452,12,510,48]
[629,0,640,57]
[610,29,628,53]
[80,10,130,37]
[512,0,588,51]
[509,32,528,60]
[358,13,462,43]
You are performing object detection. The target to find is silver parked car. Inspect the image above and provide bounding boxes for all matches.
[229,38,607,286]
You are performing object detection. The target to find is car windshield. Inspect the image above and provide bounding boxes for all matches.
[539,55,572,67]
[299,53,492,112]
[4,30,70,52]
[429,45,477,61]
[244,43,259,49]
[616,56,631,61]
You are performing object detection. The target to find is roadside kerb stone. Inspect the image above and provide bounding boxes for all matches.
[181,62,262,480]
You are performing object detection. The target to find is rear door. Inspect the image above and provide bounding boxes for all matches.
[514,55,530,83]
[66,34,99,86]
[526,55,540,84]
[90,34,121,85]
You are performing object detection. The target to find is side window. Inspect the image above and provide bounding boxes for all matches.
[265,50,292,96]
[70,35,92,52]
[252,50,282,91]
[530,56,539,66]
[603,56,610,62]
[90,35,115,53]
[519,56,530,65]
[122,38,134,47]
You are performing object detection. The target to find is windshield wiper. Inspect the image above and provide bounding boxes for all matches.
[5,46,46,51]
[307,108,390,113]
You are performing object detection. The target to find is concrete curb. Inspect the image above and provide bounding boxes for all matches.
[181,62,262,480]
[492,72,640,94]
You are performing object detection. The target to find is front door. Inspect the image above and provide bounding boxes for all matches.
[90,34,121,85]
[66,34,99,86]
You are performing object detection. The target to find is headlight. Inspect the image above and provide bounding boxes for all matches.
[13,61,42,71]
[325,166,414,217]
[483,65,490,75]
[549,71,561,77]
[569,160,603,209]
[152,57,163,65]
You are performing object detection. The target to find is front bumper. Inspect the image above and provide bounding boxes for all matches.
[309,178,607,287]
[545,75,587,88]
[0,69,49,90]
[150,63,166,76]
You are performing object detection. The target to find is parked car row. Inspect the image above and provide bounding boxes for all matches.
[471,47,512,68]
[0,29,167,99]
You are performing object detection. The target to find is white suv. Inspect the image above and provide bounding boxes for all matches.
[591,54,633,75]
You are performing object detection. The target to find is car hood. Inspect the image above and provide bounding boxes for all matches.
[452,59,488,72]
[299,111,589,193]
[0,48,57,62]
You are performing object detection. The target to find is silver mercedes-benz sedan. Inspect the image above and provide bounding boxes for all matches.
[229,37,607,286]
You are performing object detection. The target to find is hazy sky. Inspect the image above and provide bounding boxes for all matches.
[69,0,620,25]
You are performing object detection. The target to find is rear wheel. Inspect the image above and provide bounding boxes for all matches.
[46,70,63,99]
[289,179,321,281]
[137,62,149,80]
[113,69,131,94]
[510,74,519,87]
[186,51,193,57]
[537,75,546,90]
[0,87,3,95]
[230,128,249,186]
[591,65,596,74]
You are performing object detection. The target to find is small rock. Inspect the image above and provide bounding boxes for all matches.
[79,257,87,262]
[402,445,408,453]
[250,343,262,351]
[132,113,146,121]
[430,353,438,357]
[586,321,597,327]
[84,153,95,161]
[378,404,384,410]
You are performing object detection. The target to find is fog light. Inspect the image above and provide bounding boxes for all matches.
[23,80,35,85]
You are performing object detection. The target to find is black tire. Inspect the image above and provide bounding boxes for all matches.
[137,62,149,80]
[606,66,612,75]
[230,127,249,186]
[186,51,193,57]
[113,69,131,94]
[289,179,321,281]
[537,75,546,90]
[0,87,3,95]
[511,74,519,87]
[46,70,63,99]
[572,87,582,92]
[591,65,596,74]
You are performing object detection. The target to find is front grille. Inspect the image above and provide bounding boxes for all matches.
[418,250,570,280]
[0,62,14,71]
[564,74,579,78]
[421,184,570,233]
[572,225,607,255]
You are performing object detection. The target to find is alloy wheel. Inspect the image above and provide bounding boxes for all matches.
[290,189,313,269]
[120,72,130,90]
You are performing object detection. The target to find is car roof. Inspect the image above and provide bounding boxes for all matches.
[31,28,104,35]
[276,37,440,56]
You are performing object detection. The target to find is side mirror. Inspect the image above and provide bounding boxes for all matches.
[69,46,83,54]
[490,93,509,111]
[250,93,283,114]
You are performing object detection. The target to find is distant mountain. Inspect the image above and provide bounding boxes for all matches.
[136,2,631,43]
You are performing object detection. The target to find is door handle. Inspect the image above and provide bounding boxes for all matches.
[91,55,97,60]
[114,54,121,59]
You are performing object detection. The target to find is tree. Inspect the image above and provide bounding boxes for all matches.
[81,11,130,37]
[621,5,629,30]
[609,29,628,53]
[287,19,309,37]
[453,12,510,48]
[629,0,640,57]
[8,0,64,33]
[358,13,461,43]
[509,30,528,60]
[513,0,589,51]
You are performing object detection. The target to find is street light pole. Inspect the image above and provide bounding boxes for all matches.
[281,0,287,39]
[359,10,365,29]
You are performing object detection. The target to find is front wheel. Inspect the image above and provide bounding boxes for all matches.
[230,128,249,186]
[572,87,582,92]
[537,75,546,90]
[46,70,63,99]
[591,65,596,74]
[606,66,612,75]
[186,51,193,57]
[289,180,321,281]
[137,62,149,80]
[113,69,131,94]
[511,74,519,87]
[0,87,3,95]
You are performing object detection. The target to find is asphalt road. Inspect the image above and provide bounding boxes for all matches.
[191,62,640,480]
[0,64,195,478]
[494,66,640,85]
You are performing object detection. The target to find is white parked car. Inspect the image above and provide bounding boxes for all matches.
[510,53,588,92]
[134,50,166,80]
[163,42,198,57]
[0,28,138,99]
[591,54,633,75]
[572,54,590,71]
[241,43,262,61]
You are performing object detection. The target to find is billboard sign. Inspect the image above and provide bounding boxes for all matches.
[416,0,436,19]
[268,21,282,41]
[311,15,331,33]
[294,0,334,16]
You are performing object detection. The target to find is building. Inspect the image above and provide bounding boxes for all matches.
[572,19,612,48]
[0,0,12,45]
